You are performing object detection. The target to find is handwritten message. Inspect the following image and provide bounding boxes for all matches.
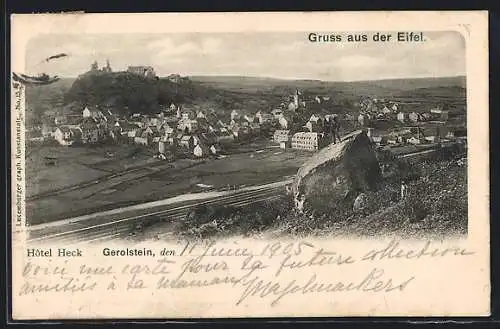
[18,239,474,308]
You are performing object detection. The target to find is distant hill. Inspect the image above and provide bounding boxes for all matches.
[190,75,466,97]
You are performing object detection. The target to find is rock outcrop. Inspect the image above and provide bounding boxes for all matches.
[292,130,382,212]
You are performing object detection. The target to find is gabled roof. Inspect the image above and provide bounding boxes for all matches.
[309,114,324,122]
[145,125,160,134]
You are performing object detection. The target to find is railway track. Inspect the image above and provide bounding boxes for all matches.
[28,185,286,245]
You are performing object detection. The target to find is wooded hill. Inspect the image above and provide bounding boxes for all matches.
[62,71,284,117]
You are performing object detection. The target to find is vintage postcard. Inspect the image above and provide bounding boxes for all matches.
[10,11,489,319]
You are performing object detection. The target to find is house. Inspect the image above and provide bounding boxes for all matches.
[149,117,161,127]
[397,112,406,123]
[391,103,399,112]
[177,119,198,133]
[425,136,438,143]
[387,137,398,145]
[288,102,298,112]
[229,119,241,131]
[166,135,179,146]
[278,115,291,129]
[144,126,160,138]
[82,107,92,118]
[305,120,324,133]
[209,144,222,155]
[371,135,388,146]
[344,113,355,122]
[54,126,79,146]
[230,126,241,139]
[158,140,168,154]
[134,137,149,146]
[140,130,152,141]
[358,114,366,126]
[309,114,323,124]
[274,130,291,143]
[180,135,195,149]
[109,126,123,142]
[271,108,283,119]
[82,107,105,122]
[407,136,424,145]
[243,114,255,123]
[79,118,100,144]
[291,132,323,151]
[409,112,419,122]
[213,119,226,128]
[196,117,210,130]
[255,111,273,124]
[159,124,175,137]
[194,144,210,158]
[129,119,144,128]
[181,110,196,120]
[230,110,240,121]
[381,106,391,114]
[231,126,250,139]
[128,127,143,139]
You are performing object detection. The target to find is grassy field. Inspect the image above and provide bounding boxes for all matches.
[25,143,158,197]
[25,144,313,224]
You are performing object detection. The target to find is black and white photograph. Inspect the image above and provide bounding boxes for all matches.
[23,31,468,245]
[10,12,489,319]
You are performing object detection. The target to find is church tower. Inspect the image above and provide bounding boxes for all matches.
[293,89,300,108]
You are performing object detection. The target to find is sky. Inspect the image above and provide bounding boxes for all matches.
[25,31,465,82]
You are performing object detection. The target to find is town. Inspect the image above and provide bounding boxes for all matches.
[27,61,467,163]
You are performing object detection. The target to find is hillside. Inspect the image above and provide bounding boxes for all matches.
[25,78,75,125]
[59,71,285,118]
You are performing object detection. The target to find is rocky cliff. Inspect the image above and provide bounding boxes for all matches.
[292,130,382,212]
